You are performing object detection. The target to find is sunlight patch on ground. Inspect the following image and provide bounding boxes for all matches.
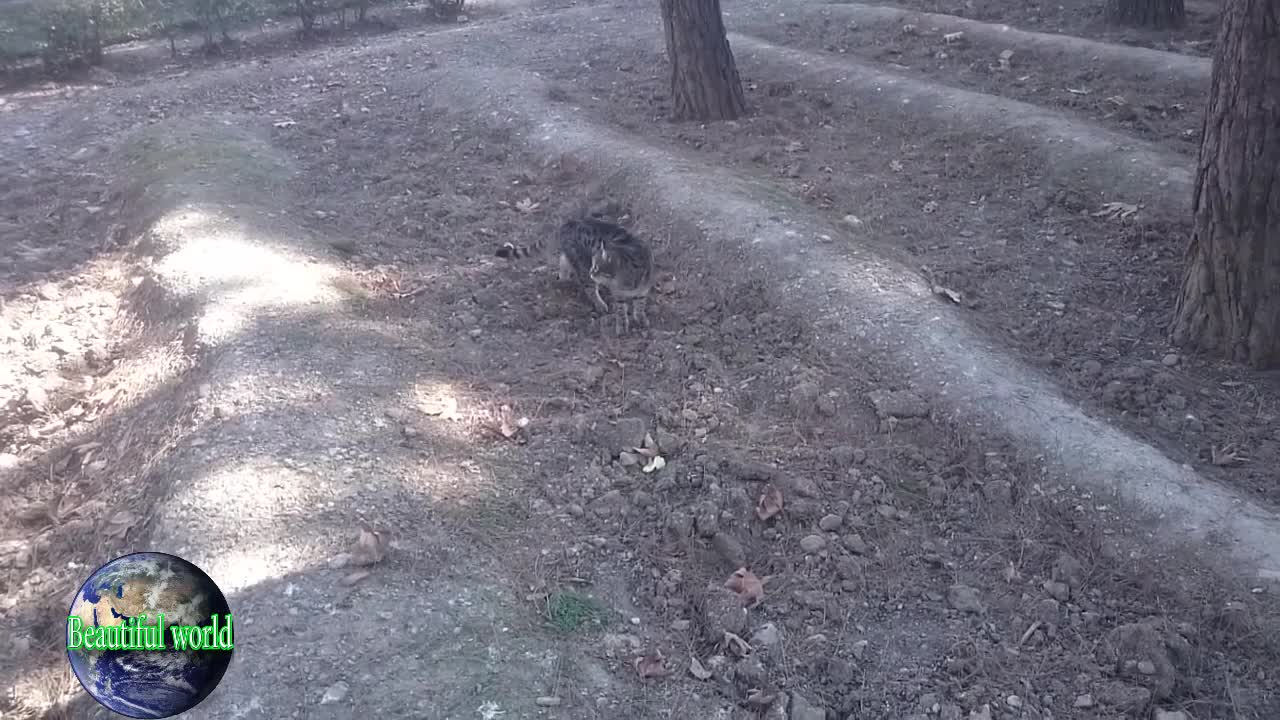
[148,207,344,345]
[202,542,317,594]
[153,459,336,593]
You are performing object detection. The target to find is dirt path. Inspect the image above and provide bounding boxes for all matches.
[2,1,1279,720]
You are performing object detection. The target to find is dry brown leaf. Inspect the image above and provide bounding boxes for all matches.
[349,526,390,567]
[755,484,784,521]
[634,650,670,679]
[722,631,753,658]
[688,655,713,680]
[339,570,371,587]
[103,510,141,540]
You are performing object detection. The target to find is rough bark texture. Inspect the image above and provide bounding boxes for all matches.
[1106,0,1186,28]
[1171,0,1280,369]
[659,0,747,121]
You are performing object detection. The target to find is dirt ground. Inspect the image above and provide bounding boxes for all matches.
[2,0,1279,719]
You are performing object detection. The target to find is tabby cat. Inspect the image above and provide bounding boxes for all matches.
[495,217,655,334]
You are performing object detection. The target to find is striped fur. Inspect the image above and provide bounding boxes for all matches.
[495,217,655,333]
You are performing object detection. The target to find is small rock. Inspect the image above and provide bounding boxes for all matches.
[535,696,562,707]
[603,417,647,456]
[1043,580,1070,602]
[565,503,584,517]
[1153,710,1188,720]
[1052,551,1085,588]
[588,490,625,516]
[1161,353,1180,367]
[1005,695,1023,709]
[711,532,746,568]
[831,445,857,467]
[655,429,685,455]
[947,584,985,614]
[702,586,748,638]
[788,692,827,720]
[1095,681,1152,712]
[826,657,855,685]
[866,389,930,418]
[800,534,827,553]
[750,623,781,648]
[1073,694,1094,708]
[836,556,864,580]
[842,533,869,555]
[968,704,992,720]
[981,480,1013,505]
[789,382,821,413]
[851,639,869,660]
[1137,660,1157,675]
[319,681,349,705]
[818,514,843,531]
[939,704,962,720]
[37,283,60,301]
[1036,598,1061,625]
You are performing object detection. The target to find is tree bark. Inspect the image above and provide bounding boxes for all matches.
[659,0,746,121]
[1170,0,1280,369]
[1106,0,1186,29]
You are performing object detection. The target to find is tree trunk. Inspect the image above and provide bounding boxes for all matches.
[1170,0,1280,369]
[658,0,746,121]
[1106,0,1186,28]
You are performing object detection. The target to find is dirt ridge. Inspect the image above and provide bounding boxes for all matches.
[741,0,1212,86]
[726,31,1195,215]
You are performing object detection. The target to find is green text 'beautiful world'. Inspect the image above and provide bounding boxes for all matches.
[67,613,234,651]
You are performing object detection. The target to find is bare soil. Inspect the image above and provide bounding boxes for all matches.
[1,0,1278,719]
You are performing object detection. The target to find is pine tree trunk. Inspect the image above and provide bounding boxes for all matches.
[659,0,746,121]
[1106,0,1186,28]
[1170,0,1280,369]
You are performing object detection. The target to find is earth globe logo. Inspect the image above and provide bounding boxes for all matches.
[66,552,234,719]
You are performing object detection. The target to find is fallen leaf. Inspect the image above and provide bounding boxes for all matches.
[515,197,540,213]
[103,510,141,540]
[641,455,666,474]
[1092,201,1139,220]
[688,656,713,680]
[349,526,390,566]
[725,568,766,608]
[634,650,670,678]
[932,284,964,304]
[722,631,753,658]
[755,484,784,521]
[745,688,779,707]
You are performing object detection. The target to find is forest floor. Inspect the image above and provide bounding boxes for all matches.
[1,0,1278,719]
